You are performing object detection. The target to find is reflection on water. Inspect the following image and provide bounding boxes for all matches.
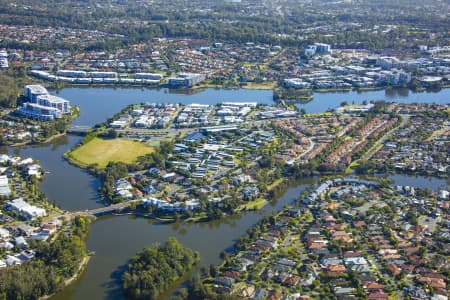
[6,86,449,300]
[50,179,313,300]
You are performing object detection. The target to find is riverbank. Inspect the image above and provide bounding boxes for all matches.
[40,255,91,300]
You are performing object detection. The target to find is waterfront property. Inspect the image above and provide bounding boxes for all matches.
[17,85,71,121]
[5,198,46,220]
[168,73,206,88]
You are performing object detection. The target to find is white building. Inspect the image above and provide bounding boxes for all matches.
[24,85,48,102]
[0,175,11,197]
[284,78,312,89]
[17,102,62,121]
[304,43,331,56]
[168,73,205,87]
[20,85,70,120]
[134,73,163,80]
[89,71,117,78]
[0,49,8,68]
[57,70,88,78]
[6,198,46,220]
[35,94,70,114]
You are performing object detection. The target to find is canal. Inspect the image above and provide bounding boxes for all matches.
[2,87,448,299]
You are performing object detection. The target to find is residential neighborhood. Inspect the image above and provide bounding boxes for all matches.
[205,178,449,300]
[0,154,70,268]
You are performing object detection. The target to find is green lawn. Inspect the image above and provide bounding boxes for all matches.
[68,138,154,168]
[267,178,284,191]
[237,198,268,211]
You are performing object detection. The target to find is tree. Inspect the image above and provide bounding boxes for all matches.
[0,73,20,108]
[122,237,200,300]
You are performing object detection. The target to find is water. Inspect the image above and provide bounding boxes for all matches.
[52,87,275,126]
[5,87,448,299]
[52,87,450,126]
[295,88,450,113]
[50,179,314,300]
[387,174,449,191]
[7,135,103,211]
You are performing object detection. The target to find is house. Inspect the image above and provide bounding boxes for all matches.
[15,236,28,248]
[16,224,38,236]
[0,241,14,249]
[283,275,301,287]
[5,255,22,266]
[253,288,268,300]
[404,286,427,299]
[239,285,255,298]
[215,276,235,287]
[363,282,384,291]
[387,263,401,276]
[267,291,282,300]
[184,131,206,143]
[368,290,389,300]
[344,257,368,266]
[0,228,10,239]
[242,186,259,200]
[332,231,351,242]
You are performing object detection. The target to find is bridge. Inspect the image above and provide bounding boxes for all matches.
[67,125,93,135]
[75,201,136,217]
[56,201,139,221]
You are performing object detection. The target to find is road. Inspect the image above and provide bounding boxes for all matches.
[359,114,410,161]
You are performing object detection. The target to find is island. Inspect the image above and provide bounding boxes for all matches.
[122,237,200,300]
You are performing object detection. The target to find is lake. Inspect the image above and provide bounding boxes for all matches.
[4,86,448,300]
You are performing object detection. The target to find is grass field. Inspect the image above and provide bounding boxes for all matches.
[241,82,276,90]
[236,198,268,211]
[68,138,154,168]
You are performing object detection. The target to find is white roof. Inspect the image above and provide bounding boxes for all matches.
[37,94,69,104]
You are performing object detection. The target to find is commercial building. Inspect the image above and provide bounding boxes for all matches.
[304,43,332,56]
[168,73,206,87]
[6,198,46,220]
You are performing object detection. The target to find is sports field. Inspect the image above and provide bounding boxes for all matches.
[68,138,154,168]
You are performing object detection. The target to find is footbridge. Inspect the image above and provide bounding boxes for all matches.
[67,125,93,135]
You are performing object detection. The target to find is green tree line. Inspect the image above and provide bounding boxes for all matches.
[122,237,200,300]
